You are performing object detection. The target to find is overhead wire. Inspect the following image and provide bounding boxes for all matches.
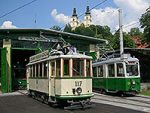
[0,0,37,19]
[78,0,108,18]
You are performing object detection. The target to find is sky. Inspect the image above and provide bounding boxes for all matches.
[0,0,150,32]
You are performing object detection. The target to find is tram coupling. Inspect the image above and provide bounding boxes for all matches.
[64,99,95,110]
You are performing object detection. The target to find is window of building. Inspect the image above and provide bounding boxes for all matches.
[108,64,115,77]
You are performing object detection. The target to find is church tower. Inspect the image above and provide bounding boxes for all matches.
[84,6,92,27]
[70,8,79,30]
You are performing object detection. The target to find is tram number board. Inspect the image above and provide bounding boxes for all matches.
[75,81,82,87]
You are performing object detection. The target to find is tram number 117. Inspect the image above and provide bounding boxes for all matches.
[75,81,82,87]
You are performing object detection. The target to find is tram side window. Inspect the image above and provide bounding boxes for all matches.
[108,64,115,77]
[117,63,124,77]
[44,61,48,77]
[98,66,103,77]
[73,59,84,76]
[51,61,55,76]
[93,67,97,77]
[86,60,91,76]
[33,65,35,77]
[34,64,39,77]
[64,59,69,76]
[30,65,32,77]
[56,59,60,77]
[39,63,42,77]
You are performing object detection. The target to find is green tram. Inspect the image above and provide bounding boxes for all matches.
[92,54,141,95]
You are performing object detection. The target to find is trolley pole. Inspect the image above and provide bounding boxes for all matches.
[118,9,124,56]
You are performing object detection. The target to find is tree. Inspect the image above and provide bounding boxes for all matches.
[129,27,142,36]
[50,25,61,31]
[74,24,95,37]
[112,31,136,49]
[140,7,150,43]
[64,24,72,33]
[63,24,135,50]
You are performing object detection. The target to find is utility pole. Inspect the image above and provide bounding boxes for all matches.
[118,9,124,56]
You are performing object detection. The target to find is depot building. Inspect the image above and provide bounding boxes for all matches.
[0,28,106,93]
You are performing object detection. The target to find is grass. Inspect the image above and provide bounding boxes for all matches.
[140,91,150,96]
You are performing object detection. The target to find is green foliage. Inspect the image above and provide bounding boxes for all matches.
[50,25,61,31]
[64,24,72,33]
[74,24,95,37]
[140,7,150,43]
[113,31,136,49]
[129,27,142,36]
[140,91,150,96]
[63,24,136,50]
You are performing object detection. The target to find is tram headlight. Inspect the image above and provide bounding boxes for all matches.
[131,80,135,85]
[76,87,82,95]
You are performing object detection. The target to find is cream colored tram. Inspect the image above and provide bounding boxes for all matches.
[26,49,93,108]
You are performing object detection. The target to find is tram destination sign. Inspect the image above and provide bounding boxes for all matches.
[30,50,49,62]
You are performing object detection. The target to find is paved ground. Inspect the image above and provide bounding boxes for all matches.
[0,94,144,113]
[92,93,150,113]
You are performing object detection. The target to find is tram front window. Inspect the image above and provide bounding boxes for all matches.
[73,59,84,76]
[126,64,138,76]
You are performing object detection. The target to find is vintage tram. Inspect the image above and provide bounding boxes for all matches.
[92,54,141,95]
[26,45,94,109]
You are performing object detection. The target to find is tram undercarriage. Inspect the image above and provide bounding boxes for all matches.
[28,90,94,110]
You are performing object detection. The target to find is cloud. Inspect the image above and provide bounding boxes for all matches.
[91,0,150,32]
[0,21,17,28]
[50,0,150,32]
[113,0,150,23]
[91,7,119,32]
[114,0,149,13]
[51,9,71,24]
[123,21,140,32]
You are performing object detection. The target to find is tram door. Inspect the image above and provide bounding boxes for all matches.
[50,60,55,96]
[106,64,116,91]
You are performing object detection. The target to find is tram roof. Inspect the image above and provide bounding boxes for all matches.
[0,28,107,44]
[28,53,92,65]
[92,55,139,67]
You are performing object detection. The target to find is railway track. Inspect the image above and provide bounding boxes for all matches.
[92,92,150,113]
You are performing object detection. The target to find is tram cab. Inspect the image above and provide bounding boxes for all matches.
[92,54,140,95]
[26,46,93,108]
